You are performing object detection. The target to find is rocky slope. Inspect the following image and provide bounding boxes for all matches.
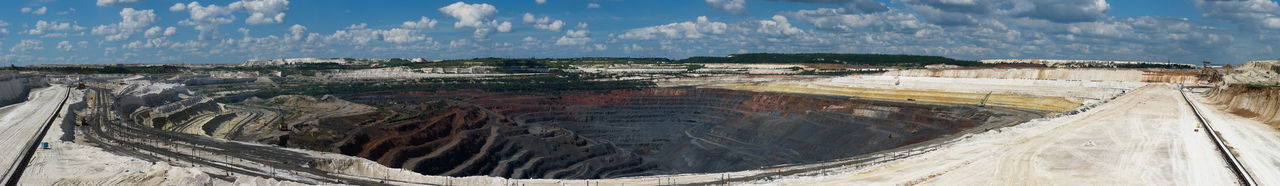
[1206,85,1280,127]
[1205,60,1280,127]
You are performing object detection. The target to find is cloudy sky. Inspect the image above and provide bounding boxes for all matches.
[1,0,1278,65]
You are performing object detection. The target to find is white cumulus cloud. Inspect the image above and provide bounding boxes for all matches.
[402,16,439,30]
[171,0,291,40]
[440,2,499,28]
[619,16,729,40]
[172,2,235,39]
[706,0,746,13]
[318,15,445,45]
[22,7,48,15]
[25,20,86,36]
[57,41,74,51]
[1192,0,1280,29]
[98,0,146,7]
[10,39,43,52]
[523,13,565,31]
[234,0,290,25]
[556,24,591,45]
[497,21,513,32]
[144,26,177,38]
[287,24,306,40]
[92,8,157,42]
[755,15,803,36]
[439,2,510,38]
[165,27,177,36]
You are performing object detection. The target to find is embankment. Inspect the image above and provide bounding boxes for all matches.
[882,68,1198,83]
[1206,85,1280,127]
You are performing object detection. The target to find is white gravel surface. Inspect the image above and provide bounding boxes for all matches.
[761,84,1239,185]
[0,86,66,179]
[1190,93,1280,185]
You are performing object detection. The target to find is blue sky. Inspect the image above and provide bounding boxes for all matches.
[1,0,1279,65]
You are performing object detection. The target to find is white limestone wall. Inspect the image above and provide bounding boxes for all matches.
[0,78,27,105]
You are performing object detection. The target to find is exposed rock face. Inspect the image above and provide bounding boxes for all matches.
[0,76,29,106]
[333,88,1042,179]
[130,96,219,129]
[1206,60,1280,127]
[1223,60,1280,85]
[1207,85,1280,127]
[0,70,45,106]
[114,82,191,116]
[882,68,1199,83]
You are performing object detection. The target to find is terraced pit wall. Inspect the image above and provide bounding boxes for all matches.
[0,77,28,106]
[330,88,1044,179]
[882,68,1199,83]
[1206,85,1280,127]
[0,71,44,106]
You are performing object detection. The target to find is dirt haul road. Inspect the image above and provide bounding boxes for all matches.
[771,84,1239,185]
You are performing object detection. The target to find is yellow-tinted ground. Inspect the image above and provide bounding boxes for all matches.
[715,83,1081,113]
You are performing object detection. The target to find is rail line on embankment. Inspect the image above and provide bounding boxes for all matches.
[1,86,70,186]
[1180,85,1257,186]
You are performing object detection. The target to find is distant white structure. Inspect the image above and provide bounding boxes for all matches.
[981,59,1196,68]
[242,58,347,66]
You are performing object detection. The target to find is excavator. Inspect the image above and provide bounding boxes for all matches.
[978,91,992,107]
[277,106,290,131]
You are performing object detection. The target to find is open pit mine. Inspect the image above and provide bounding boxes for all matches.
[2,54,1279,185]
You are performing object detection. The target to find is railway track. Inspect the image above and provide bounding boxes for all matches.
[77,87,424,185]
[1,86,70,186]
[1179,85,1257,186]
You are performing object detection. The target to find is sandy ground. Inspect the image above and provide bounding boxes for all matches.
[718,82,1083,112]
[818,76,1143,102]
[1190,92,1280,185]
[762,84,1238,185]
[0,86,67,178]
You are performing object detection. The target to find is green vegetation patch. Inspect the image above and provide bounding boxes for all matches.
[20,65,187,74]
